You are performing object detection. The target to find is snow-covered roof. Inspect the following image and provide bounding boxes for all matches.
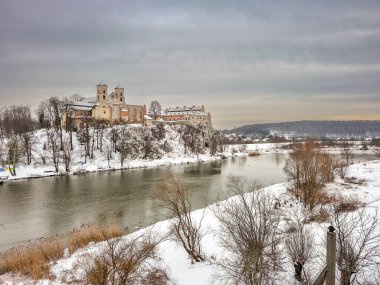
[166,105,203,113]
[72,106,93,111]
[67,101,96,111]
[165,111,206,115]
[144,115,153,120]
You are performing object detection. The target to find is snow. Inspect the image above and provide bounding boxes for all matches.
[0,126,221,182]
[1,129,380,284]
[11,160,372,284]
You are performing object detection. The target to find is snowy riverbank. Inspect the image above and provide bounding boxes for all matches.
[2,159,380,284]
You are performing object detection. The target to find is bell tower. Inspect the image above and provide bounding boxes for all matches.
[114,85,125,103]
[97,83,108,102]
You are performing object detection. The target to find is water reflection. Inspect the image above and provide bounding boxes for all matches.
[0,152,377,251]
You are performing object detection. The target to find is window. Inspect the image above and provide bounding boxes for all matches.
[103,90,106,94]
[103,95,106,100]
[120,98,122,102]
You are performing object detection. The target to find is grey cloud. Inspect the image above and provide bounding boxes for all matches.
[1,0,380,128]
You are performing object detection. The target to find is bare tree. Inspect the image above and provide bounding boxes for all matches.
[6,135,21,176]
[68,93,83,102]
[330,209,380,285]
[151,123,166,141]
[181,125,204,154]
[1,106,36,164]
[46,97,65,150]
[284,209,315,283]
[94,119,108,152]
[61,137,72,173]
[109,127,119,153]
[77,118,93,162]
[209,129,223,155]
[212,176,284,285]
[141,128,161,159]
[284,141,335,210]
[149,100,161,120]
[46,129,60,172]
[341,141,354,166]
[83,232,169,285]
[154,173,205,262]
[115,126,140,167]
[36,100,50,129]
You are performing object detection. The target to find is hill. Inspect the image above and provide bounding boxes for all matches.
[227,120,380,138]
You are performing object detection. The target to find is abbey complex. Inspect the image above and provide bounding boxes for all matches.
[64,83,212,128]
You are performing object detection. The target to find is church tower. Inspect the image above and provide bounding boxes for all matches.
[97,83,108,102]
[114,85,125,103]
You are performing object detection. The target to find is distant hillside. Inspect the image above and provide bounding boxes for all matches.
[227,120,380,138]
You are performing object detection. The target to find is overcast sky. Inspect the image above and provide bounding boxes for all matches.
[0,0,379,128]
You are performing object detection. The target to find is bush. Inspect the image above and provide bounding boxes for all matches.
[84,233,169,285]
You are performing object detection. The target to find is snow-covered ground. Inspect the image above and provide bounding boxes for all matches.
[2,159,379,285]
[0,126,222,182]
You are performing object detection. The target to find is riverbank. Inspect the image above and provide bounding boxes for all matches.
[2,137,378,183]
[2,159,379,284]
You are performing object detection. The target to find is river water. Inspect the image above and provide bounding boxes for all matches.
[0,153,378,251]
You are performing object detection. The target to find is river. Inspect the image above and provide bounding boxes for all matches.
[0,152,378,251]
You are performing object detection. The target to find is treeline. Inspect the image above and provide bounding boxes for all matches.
[228,120,380,138]
[0,99,223,176]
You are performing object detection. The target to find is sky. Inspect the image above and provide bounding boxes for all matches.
[0,0,379,129]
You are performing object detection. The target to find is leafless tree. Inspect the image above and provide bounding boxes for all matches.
[149,100,161,120]
[212,176,284,285]
[77,118,93,162]
[284,141,335,210]
[330,209,380,285]
[209,128,223,155]
[141,128,161,159]
[1,106,36,164]
[6,135,21,176]
[36,100,50,129]
[61,137,72,173]
[83,231,169,285]
[341,141,354,166]
[116,136,132,168]
[63,103,74,150]
[181,125,204,154]
[151,123,166,141]
[109,127,119,153]
[154,173,205,263]
[46,129,60,172]
[94,119,108,152]
[46,97,65,150]
[68,93,84,102]
[284,209,315,283]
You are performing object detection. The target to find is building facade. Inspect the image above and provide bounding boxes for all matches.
[64,83,146,127]
[147,105,212,127]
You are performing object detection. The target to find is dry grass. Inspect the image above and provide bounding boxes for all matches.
[0,223,122,280]
[305,208,330,224]
[0,236,64,279]
[248,151,260,157]
[334,196,363,213]
[68,223,121,252]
